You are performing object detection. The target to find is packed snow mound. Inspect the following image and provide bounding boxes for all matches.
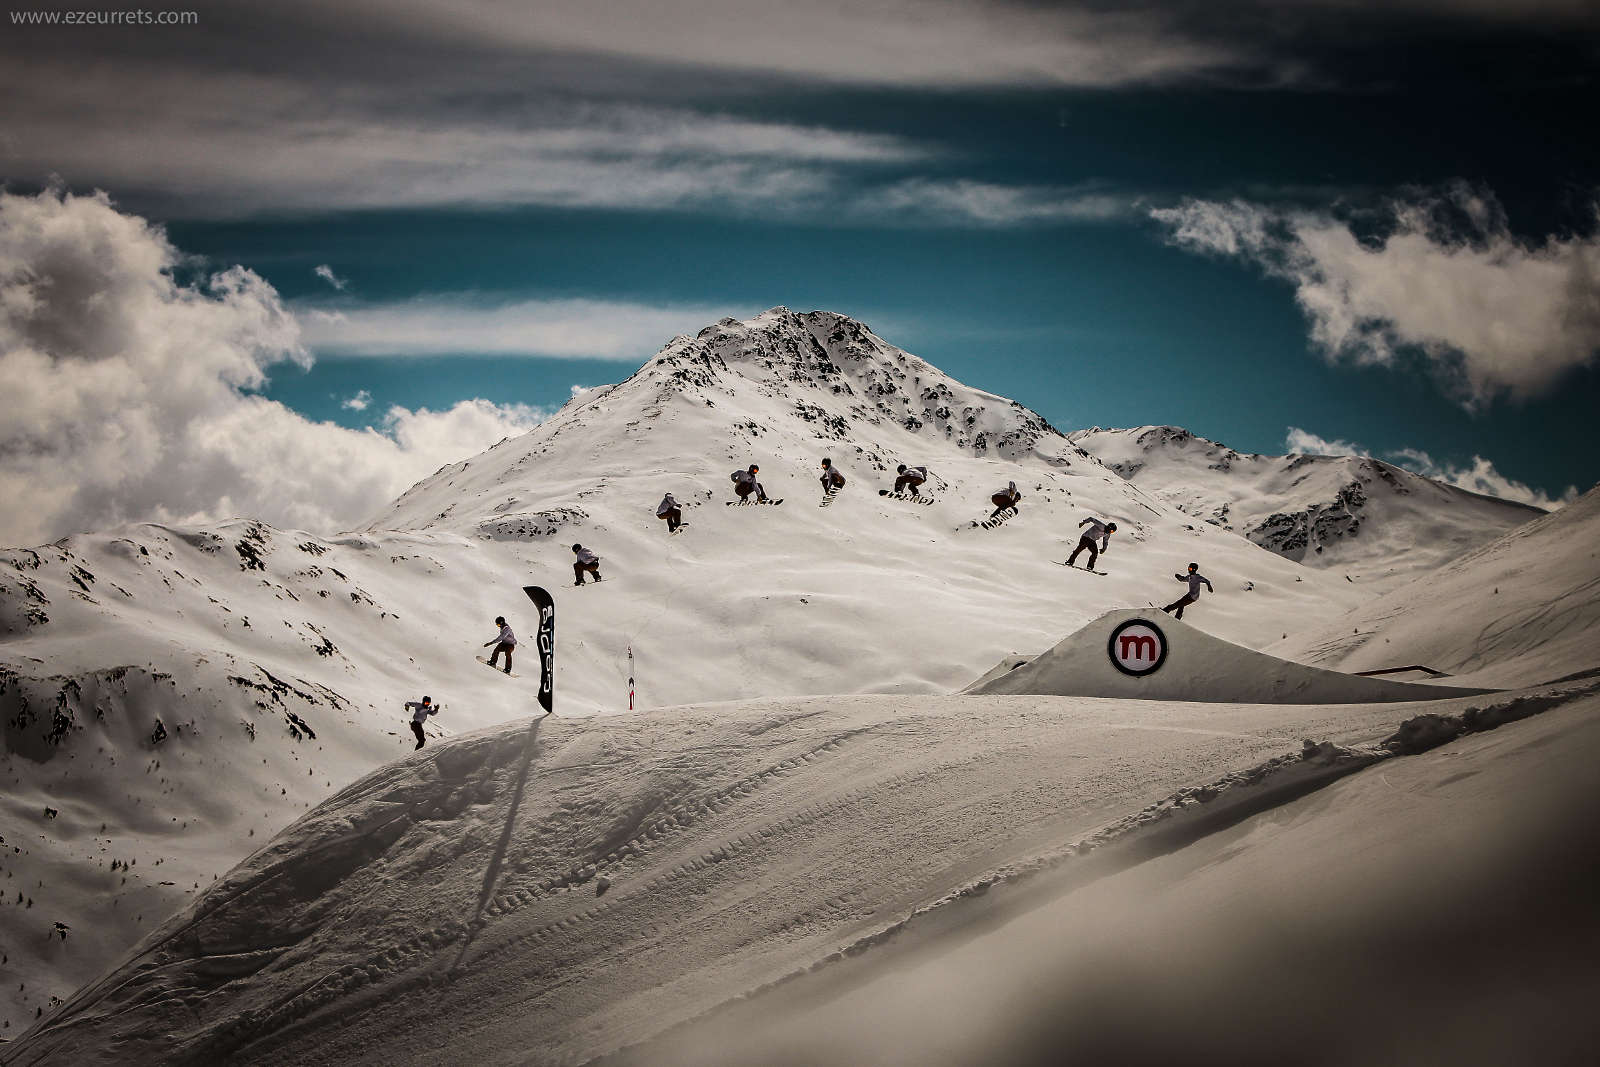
[1275,483,1600,688]
[966,608,1496,703]
[1068,425,1542,584]
[5,690,1480,1065]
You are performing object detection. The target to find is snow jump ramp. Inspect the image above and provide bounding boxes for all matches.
[964,608,1499,704]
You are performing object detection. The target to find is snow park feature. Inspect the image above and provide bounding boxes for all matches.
[1,308,1597,1064]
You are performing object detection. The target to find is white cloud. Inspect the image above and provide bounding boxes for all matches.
[853,179,1137,226]
[341,389,373,411]
[299,296,732,359]
[1152,188,1600,407]
[1386,448,1574,511]
[314,264,348,290]
[1284,427,1369,458]
[0,188,547,546]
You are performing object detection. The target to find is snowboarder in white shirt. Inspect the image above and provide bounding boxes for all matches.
[819,458,845,493]
[572,543,603,585]
[482,616,516,673]
[1067,517,1117,570]
[1161,563,1213,619]
[989,481,1021,519]
[731,464,767,503]
[405,695,439,749]
[893,464,928,497]
[656,493,684,533]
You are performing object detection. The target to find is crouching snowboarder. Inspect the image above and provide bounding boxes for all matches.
[572,543,603,585]
[656,492,684,533]
[483,616,516,673]
[405,696,440,750]
[1161,563,1213,619]
[990,481,1021,519]
[893,464,928,497]
[1067,517,1117,570]
[819,458,845,493]
[731,464,767,503]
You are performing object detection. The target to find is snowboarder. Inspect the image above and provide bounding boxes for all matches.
[405,695,439,749]
[1161,563,1214,619]
[1066,517,1117,570]
[731,464,767,503]
[656,492,683,533]
[483,616,516,673]
[819,458,846,493]
[893,464,928,497]
[572,543,603,585]
[990,481,1021,520]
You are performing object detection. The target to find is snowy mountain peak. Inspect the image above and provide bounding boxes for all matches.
[372,308,1082,535]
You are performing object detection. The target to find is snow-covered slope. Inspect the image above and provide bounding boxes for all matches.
[1068,425,1543,583]
[1272,483,1600,688]
[7,683,1557,1066]
[0,309,1366,1030]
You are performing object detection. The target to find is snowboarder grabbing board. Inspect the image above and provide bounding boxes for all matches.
[891,464,927,497]
[482,616,516,673]
[1161,563,1214,619]
[656,492,684,533]
[572,544,603,585]
[730,464,768,503]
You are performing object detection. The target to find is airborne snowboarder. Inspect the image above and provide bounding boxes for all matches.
[572,543,603,585]
[482,616,516,673]
[893,464,928,497]
[405,695,440,749]
[989,481,1021,520]
[731,464,768,503]
[1161,563,1214,619]
[819,458,845,493]
[1066,517,1117,570]
[656,492,684,533]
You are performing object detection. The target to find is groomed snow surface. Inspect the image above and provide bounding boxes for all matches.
[2,309,1597,1064]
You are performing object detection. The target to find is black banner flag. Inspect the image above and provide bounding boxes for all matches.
[522,585,555,715]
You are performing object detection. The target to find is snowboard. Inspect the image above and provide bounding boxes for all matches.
[476,656,520,677]
[1056,562,1107,575]
[976,507,1018,530]
[879,489,935,506]
[727,498,783,506]
[819,489,841,508]
[669,523,689,534]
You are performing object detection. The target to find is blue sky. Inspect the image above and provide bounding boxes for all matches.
[2,0,1598,540]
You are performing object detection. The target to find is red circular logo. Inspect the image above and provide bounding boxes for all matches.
[1107,619,1168,676]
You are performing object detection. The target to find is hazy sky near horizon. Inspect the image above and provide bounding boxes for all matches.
[2,0,1598,537]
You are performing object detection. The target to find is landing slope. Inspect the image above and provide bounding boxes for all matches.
[966,608,1497,704]
[2,688,1494,1066]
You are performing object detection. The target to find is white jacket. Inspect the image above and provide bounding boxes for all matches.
[405,701,439,723]
[656,494,679,517]
[574,547,599,566]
